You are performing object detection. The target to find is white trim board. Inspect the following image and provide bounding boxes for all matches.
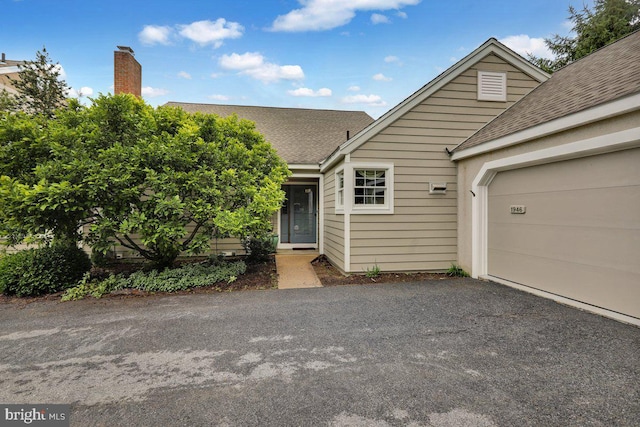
[277,175,323,252]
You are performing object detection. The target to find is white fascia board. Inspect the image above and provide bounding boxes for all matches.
[452,92,640,161]
[287,163,321,171]
[320,39,549,173]
[0,66,20,75]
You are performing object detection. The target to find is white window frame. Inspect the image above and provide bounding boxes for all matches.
[477,71,507,102]
[335,168,345,213]
[335,162,394,214]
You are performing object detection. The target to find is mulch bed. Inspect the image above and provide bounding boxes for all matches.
[311,255,449,286]
[0,254,450,305]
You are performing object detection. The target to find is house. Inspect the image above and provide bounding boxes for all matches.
[165,33,640,323]
[168,38,548,271]
[164,102,374,253]
[451,31,640,324]
[0,52,23,96]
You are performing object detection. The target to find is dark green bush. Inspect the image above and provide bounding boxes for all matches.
[0,244,92,297]
[243,234,277,263]
[90,248,116,268]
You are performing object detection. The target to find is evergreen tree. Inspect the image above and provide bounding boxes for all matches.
[7,47,69,117]
[530,0,640,73]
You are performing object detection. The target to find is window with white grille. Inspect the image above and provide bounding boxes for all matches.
[477,71,507,101]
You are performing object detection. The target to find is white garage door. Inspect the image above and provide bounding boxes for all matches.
[488,148,640,319]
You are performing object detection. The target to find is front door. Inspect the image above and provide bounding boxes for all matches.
[280,184,317,245]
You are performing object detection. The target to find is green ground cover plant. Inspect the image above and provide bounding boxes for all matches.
[61,260,246,301]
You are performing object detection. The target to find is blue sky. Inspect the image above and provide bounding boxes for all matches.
[3,0,589,118]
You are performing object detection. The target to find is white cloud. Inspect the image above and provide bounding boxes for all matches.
[348,85,361,92]
[208,94,230,101]
[341,94,386,107]
[53,64,66,79]
[139,19,243,48]
[68,86,93,98]
[371,13,389,24]
[244,64,304,83]
[271,0,421,32]
[139,25,173,46]
[219,52,304,83]
[372,73,392,81]
[219,52,265,70]
[384,55,399,63]
[177,71,192,79]
[500,34,553,59]
[288,87,332,97]
[142,87,169,97]
[396,11,408,19]
[178,19,244,47]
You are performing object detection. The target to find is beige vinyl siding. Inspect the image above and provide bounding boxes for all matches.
[111,231,246,260]
[110,209,282,259]
[0,241,41,254]
[323,163,345,271]
[348,54,540,272]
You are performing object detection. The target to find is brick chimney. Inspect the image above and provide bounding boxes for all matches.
[114,46,141,96]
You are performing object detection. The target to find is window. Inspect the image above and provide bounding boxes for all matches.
[477,71,507,102]
[336,169,345,210]
[334,163,394,214]
[354,169,386,205]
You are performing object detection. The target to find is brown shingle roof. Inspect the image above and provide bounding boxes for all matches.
[165,102,374,164]
[455,31,640,152]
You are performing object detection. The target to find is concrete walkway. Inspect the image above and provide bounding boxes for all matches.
[275,252,322,289]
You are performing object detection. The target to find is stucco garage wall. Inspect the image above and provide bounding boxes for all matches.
[456,111,640,273]
[456,111,640,321]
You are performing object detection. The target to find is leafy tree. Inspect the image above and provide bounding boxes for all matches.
[0,94,290,267]
[0,104,91,247]
[529,0,640,73]
[7,47,69,117]
[0,89,16,111]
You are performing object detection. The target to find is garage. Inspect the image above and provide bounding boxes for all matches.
[487,148,640,319]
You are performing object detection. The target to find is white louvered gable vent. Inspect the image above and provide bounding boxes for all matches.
[477,71,507,101]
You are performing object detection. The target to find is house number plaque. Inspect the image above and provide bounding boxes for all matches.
[510,205,526,214]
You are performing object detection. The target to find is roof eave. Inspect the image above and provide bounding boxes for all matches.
[451,91,640,161]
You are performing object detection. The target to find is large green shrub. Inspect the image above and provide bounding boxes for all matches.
[0,244,92,296]
[1,95,290,267]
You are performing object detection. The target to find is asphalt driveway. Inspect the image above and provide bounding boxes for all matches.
[1,278,638,426]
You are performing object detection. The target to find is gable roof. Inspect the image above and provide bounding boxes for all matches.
[165,102,374,165]
[320,38,549,172]
[452,31,640,158]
